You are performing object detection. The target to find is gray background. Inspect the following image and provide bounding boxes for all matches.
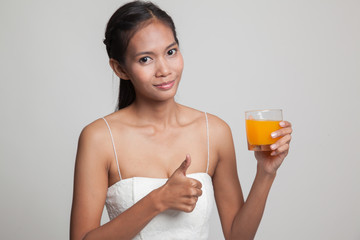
[1,0,359,239]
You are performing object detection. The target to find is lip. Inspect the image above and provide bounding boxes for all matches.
[153,80,175,90]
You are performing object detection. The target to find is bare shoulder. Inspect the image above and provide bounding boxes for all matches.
[79,118,109,146]
[76,117,113,167]
[79,108,129,141]
[206,112,230,128]
[205,112,233,139]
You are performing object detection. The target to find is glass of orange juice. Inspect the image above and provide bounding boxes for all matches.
[245,109,283,151]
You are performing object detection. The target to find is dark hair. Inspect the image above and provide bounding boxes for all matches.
[103,1,179,110]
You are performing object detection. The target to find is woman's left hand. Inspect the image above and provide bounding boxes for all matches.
[255,121,293,175]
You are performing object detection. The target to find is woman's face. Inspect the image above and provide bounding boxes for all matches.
[122,20,184,103]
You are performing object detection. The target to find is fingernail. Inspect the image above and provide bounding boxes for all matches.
[271,151,276,156]
[271,132,277,138]
[271,144,276,150]
[280,121,285,127]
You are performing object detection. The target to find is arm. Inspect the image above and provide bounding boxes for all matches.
[70,121,202,240]
[211,116,292,240]
[70,122,162,240]
[228,167,275,240]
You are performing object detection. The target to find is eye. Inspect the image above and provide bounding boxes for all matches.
[139,56,151,63]
[167,49,177,56]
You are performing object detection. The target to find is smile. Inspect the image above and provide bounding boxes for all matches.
[154,80,175,90]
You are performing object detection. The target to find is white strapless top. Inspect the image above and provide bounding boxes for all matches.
[105,172,214,240]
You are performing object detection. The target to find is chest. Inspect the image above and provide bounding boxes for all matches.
[108,123,213,183]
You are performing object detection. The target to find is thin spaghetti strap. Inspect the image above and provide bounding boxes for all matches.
[205,112,210,173]
[102,117,122,180]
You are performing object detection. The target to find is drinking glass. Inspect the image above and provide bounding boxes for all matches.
[245,109,283,151]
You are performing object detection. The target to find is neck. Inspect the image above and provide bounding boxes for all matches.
[130,97,180,129]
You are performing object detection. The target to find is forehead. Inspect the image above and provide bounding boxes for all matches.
[127,21,175,54]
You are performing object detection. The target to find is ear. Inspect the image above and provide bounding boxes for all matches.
[109,58,130,80]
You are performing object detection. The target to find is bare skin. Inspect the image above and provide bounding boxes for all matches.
[70,20,293,240]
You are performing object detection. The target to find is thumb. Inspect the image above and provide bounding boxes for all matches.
[176,154,191,176]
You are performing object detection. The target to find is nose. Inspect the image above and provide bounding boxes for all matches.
[155,58,171,78]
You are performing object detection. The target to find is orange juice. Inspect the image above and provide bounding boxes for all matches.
[246,119,281,150]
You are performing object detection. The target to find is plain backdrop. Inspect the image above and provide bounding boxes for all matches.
[1,0,359,239]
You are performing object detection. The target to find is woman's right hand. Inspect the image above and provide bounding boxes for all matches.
[156,154,203,213]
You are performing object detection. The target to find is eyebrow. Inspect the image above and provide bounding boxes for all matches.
[134,42,177,57]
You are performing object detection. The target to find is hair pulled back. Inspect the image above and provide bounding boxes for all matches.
[103,1,179,110]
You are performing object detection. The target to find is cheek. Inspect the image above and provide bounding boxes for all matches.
[174,54,184,73]
[129,65,154,82]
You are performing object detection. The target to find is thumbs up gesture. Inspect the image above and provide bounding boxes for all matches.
[157,154,203,213]
[173,154,192,176]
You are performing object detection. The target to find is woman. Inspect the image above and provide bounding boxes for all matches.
[70,1,293,240]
